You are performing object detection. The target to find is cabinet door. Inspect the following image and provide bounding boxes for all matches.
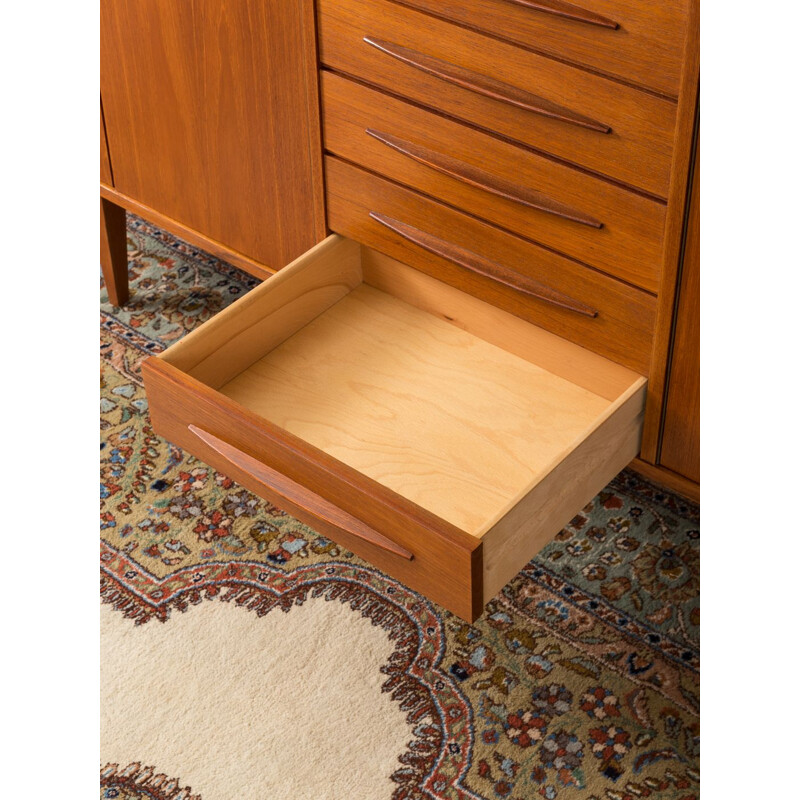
[100,0,322,270]
[660,144,699,482]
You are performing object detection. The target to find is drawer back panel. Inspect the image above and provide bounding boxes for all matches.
[324,156,656,374]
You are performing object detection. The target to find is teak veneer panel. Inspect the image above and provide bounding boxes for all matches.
[639,0,699,463]
[317,0,677,197]
[143,356,484,621]
[322,72,666,291]
[391,0,689,98]
[100,0,322,271]
[100,101,113,187]
[660,141,699,483]
[99,185,277,283]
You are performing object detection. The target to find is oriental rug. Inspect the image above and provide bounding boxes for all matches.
[100,215,699,800]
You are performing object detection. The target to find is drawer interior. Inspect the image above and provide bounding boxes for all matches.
[160,235,645,538]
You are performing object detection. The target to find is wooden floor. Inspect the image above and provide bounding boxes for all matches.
[220,284,615,535]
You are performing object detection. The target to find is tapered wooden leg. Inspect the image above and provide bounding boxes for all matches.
[100,197,129,306]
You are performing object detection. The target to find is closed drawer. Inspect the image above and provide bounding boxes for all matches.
[391,0,690,98]
[143,235,646,622]
[322,72,665,292]
[325,155,656,374]
[317,0,677,197]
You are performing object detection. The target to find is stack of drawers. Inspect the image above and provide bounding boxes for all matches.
[317,0,690,374]
[143,0,697,621]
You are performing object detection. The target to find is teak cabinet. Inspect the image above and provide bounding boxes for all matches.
[101,0,700,620]
[100,0,325,303]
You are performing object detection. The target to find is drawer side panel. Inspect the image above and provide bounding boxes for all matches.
[481,379,646,603]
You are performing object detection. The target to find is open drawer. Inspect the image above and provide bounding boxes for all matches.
[143,235,646,621]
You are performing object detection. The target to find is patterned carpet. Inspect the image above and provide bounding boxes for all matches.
[100,216,699,800]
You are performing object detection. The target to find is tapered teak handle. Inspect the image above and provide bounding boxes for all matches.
[366,129,603,228]
[370,212,598,318]
[188,425,414,560]
[501,0,619,29]
[363,37,611,133]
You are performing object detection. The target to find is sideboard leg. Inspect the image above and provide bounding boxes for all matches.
[100,197,129,306]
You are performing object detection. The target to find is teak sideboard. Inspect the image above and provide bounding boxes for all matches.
[101,0,700,621]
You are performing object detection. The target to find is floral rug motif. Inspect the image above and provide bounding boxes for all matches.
[101,763,200,800]
[101,215,700,800]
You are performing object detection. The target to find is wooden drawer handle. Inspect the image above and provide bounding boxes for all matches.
[363,37,611,134]
[370,212,598,317]
[366,129,603,228]
[501,0,619,29]
[188,425,414,560]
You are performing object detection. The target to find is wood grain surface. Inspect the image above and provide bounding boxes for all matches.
[321,72,666,291]
[324,156,657,374]
[161,236,363,388]
[144,233,647,619]
[659,142,699,483]
[100,100,113,187]
[365,129,603,227]
[101,0,323,272]
[317,0,677,197]
[168,233,641,400]
[363,37,611,132]
[483,377,645,600]
[369,212,598,316]
[100,185,276,283]
[392,0,690,97]
[639,0,699,462]
[143,356,484,621]
[360,248,641,401]
[189,424,415,559]
[100,198,129,307]
[219,283,613,534]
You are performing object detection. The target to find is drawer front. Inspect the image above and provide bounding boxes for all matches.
[325,156,656,374]
[389,0,689,98]
[143,355,484,621]
[322,72,665,292]
[317,0,677,197]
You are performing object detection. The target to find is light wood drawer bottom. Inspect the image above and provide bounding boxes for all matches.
[143,235,646,621]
